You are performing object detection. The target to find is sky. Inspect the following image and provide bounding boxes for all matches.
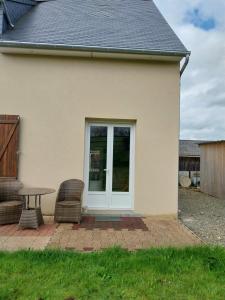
[154,0,225,140]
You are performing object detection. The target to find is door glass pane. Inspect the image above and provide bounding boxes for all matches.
[89,126,107,191]
[112,127,130,192]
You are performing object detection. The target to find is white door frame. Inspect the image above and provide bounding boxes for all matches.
[83,121,135,210]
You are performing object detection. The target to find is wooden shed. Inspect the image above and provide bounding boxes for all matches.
[179,140,203,186]
[200,141,225,199]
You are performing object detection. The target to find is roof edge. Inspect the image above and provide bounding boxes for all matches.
[199,140,225,146]
[0,40,190,59]
[179,155,200,158]
[152,1,189,55]
[8,0,37,6]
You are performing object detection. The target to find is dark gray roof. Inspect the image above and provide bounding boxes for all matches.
[179,140,204,157]
[0,0,36,32]
[0,0,189,56]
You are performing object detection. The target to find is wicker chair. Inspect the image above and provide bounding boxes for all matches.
[54,179,84,223]
[0,179,23,225]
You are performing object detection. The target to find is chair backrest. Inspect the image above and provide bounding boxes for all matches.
[0,179,23,202]
[56,179,84,202]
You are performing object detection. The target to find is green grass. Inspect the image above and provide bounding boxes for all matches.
[1,246,225,300]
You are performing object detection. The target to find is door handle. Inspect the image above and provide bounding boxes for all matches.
[104,169,109,172]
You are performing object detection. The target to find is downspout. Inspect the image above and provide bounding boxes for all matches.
[180,54,190,77]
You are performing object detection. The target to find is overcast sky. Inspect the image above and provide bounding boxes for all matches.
[154,0,225,140]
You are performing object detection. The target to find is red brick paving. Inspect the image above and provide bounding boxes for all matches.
[83,247,94,251]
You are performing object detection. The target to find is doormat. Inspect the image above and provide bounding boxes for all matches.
[73,216,148,231]
[95,216,121,222]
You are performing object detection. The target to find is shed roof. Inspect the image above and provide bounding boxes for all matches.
[198,140,225,146]
[179,140,205,157]
[0,0,189,57]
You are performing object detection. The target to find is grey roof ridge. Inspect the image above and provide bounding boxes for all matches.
[7,0,37,5]
[2,0,14,28]
[1,0,37,30]
[0,40,190,57]
[0,4,3,35]
[180,139,204,142]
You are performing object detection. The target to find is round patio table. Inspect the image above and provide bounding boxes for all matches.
[18,187,55,229]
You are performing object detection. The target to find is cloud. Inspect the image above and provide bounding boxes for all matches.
[154,0,225,140]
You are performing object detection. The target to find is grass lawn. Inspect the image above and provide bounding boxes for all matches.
[1,246,225,300]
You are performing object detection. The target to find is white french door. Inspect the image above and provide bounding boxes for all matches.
[84,122,135,210]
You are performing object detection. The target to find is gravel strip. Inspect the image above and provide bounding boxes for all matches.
[179,188,225,245]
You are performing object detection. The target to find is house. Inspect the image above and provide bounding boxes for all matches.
[0,0,189,216]
[199,141,225,199]
[179,140,202,186]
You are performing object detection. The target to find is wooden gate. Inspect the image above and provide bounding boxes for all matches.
[0,115,20,178]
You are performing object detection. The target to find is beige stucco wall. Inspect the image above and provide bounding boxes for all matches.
[0,53,180,216]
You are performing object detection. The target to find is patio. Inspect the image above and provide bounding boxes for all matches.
[0,215,201,251]
[0,217,56,251]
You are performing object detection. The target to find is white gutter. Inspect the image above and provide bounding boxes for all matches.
[0,41,189,62]
[0,45,185,62]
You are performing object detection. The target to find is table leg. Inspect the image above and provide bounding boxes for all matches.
[37,195,44,225]
[19,194,43,229]
[22,195,26,209]
[19,207,39,229]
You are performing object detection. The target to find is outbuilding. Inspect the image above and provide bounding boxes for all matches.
[200,141,225,199]
[179,140,202,186]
